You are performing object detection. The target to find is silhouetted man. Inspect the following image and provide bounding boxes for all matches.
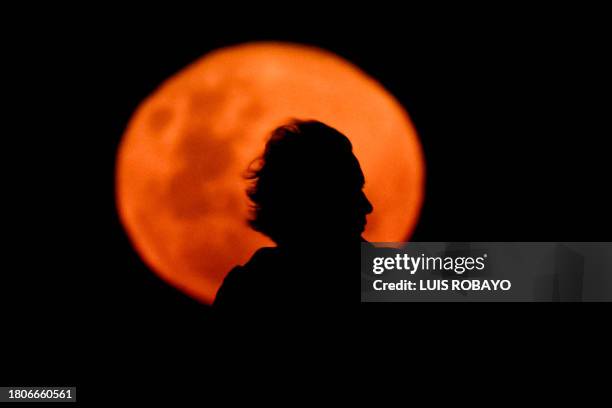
[213,120,373,313]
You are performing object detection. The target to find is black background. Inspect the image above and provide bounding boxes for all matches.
[4,6,610,397]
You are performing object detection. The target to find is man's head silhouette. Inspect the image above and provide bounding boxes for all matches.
[213,119,373,310]
[246,119,373,246]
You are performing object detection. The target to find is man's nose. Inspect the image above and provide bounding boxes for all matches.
[360,191,373,214]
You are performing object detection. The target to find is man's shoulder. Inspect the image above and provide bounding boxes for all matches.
[212,246,281,308]
[221,246,280,282]
[250,246,279,260]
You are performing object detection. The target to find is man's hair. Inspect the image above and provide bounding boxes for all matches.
[245,119,356,243]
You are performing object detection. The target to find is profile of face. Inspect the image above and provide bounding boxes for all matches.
[246,120,373,245]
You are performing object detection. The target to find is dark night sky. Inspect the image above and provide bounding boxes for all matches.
[3,8,610,392]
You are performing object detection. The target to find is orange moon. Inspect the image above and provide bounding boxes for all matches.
[116,42,425,304]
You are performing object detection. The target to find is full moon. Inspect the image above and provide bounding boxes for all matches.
[116,42,425,304]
